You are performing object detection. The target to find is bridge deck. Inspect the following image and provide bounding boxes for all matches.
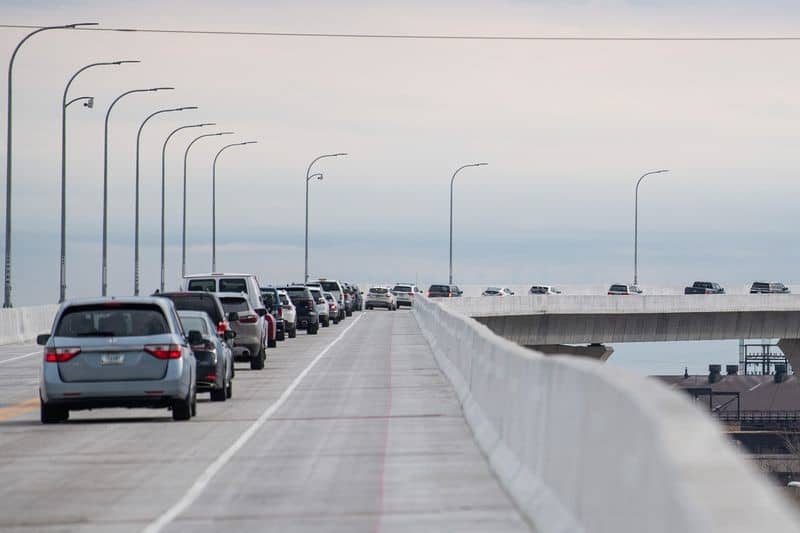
[0,310,530,533]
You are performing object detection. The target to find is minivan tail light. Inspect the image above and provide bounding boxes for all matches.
[239,314,258,324]
[45,347,81,363]
[145,344,182,360]
[277,308,283,318]
[216,320,229,335]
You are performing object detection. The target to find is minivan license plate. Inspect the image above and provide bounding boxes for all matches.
[100,353,125,366]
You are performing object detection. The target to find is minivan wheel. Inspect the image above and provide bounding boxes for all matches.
[191,391,197,417]
[268,337,277,348]
[172,394,191,421]
[288,326,297,339]
[323,316,330,327]
[40,401,68,424]
[226,378,233,399]
[346,309,353,317]
[308,324,319,335]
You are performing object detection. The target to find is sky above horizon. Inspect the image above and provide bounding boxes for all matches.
[3,0,800,311]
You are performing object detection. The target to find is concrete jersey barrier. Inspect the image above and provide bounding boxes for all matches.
[413,296,800,533]
[0,305,59,346]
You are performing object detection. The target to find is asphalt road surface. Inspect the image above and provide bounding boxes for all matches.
[0,309,531,533]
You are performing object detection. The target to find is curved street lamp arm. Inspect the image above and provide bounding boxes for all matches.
[65,95,92,108]
[306,152,347,179]
[62,60,138,108]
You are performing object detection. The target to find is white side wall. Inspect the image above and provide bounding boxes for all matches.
[0,305,59,346]
[413,296,800,533]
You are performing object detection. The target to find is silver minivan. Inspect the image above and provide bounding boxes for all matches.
[38,297,197,423]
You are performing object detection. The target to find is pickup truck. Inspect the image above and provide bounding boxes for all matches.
[684,281,725,295]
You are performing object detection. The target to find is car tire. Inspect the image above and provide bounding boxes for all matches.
[191,390,197,417]
[172,393,192,421]
[210,384,226,402]
[346,309,353,317]
[309,324,319,335]
[268,337,277,348]
[366,305,372,310]
[276,330,285,341]
[226,378,233,399]
[40,401,68,424]
[250,347,265,370]
[324,316,331,327]
[288,326,297,339]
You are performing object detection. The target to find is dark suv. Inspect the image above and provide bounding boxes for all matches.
[260,286,285,341]
[281,286,319,334]
[428,284,463,298]
[154,292,235,343]
[750,282,790,294]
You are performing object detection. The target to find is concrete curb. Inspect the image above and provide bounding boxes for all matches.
[413,296,800,533]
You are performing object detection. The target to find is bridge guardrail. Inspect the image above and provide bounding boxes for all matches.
[0,305,59,346]
[413,295,800,533]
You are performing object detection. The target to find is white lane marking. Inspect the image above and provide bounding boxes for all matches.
[0,351,39,365]
[142,313,364,533]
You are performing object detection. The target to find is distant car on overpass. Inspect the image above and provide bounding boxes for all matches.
[685,281,725,295]
[529,285,561,295]
[608,283,642,295]
[750,281,790,294]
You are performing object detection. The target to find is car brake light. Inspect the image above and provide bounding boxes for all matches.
[145,344,182,360]
[239,314,258,324]
[205,373,216,381]
[45,347,81,363]
[216,321,229,335]
[278,308,283,318]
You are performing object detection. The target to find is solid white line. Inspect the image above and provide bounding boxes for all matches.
[142,313,364,533]
[0,351,39,365]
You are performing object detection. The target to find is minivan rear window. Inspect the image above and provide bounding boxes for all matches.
[187,279,216,292]
[56,304,169,337]
[219,279,247,293]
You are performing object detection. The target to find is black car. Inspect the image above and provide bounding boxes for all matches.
[428,284,463,298]
[281,286,319,334]
[750,281,790,294]
[260,286,286,341]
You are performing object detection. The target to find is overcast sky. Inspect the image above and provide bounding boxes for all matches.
[3,0,800,307]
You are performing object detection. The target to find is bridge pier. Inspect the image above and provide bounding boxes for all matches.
[777,339,800,372]
[525,343,614,361]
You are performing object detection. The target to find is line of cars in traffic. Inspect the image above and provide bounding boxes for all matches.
[433,281,792,297]
[36,273,363,424]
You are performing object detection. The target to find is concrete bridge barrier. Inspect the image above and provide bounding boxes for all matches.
[0,305,59,345]
[413,296,800,533]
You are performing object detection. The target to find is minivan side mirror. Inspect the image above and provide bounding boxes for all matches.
[187,330,204,345]
[224,330,236,340]
[228,312,240,323]
[36,333,50,346]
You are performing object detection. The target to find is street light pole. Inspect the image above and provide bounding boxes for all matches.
[102,86,173,296]
[211,141,257,271]
[5,22,97,308]
[449,163,487,284]
[160,123,214,292]
[181,131,233,277]
[134,106,197,295]
[633,169,669,287]
[60,59,136,303]
[304,153,346,284]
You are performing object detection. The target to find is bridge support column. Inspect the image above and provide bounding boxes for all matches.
[525,343,614,362]
[777,339,800,372]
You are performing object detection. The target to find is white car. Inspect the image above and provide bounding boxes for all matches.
[277,289,297,338]
[529,285,561,295]
[366,287,397,310]
[482,287,514,296]
[308,286,331,327]
[392,284,418,307]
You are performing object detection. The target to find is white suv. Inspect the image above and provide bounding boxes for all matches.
[366,287,397,310]
[392,284,417,307]
[277,290,297,338]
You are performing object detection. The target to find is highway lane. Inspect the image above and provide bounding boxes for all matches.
[0,310,531,533]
